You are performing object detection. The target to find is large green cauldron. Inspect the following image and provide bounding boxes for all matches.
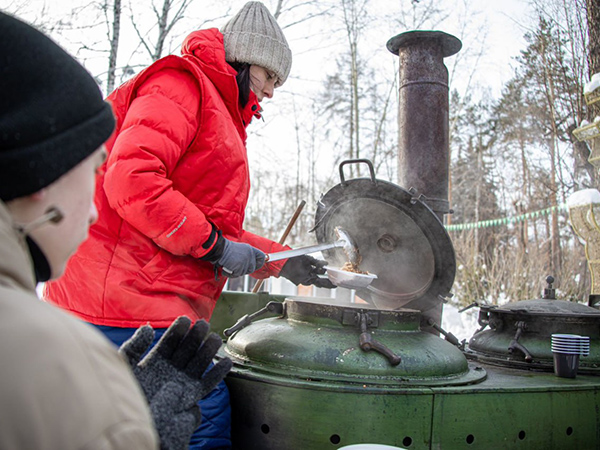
[212,292,600,450]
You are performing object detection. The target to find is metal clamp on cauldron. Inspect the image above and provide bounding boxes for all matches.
[507,321,533,363]
[341,310,401,366]
[426,318,465,350]
[223,301,284,337]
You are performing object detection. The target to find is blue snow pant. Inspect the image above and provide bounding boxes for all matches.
[94,324,232,450]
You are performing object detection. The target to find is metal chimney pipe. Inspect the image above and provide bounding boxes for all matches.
[387,31,461,222]
[386,31,461,335]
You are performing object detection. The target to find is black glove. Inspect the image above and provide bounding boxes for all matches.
[119,317,233,450]
[201,232,265,278]
[279,254,336,289]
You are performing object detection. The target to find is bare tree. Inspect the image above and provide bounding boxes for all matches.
[105,0,122,93]
[130,0,196,62]
[587,0,600,76]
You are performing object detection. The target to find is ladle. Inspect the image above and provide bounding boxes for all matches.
[266,240,345,262]
[266,227,377,289]
[266,226,359,264]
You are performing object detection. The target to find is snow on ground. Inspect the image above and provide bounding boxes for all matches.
[441,303,480,342]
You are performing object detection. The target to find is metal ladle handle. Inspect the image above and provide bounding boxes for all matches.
[266,240,345,262]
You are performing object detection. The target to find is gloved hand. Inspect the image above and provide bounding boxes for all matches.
[217,239,266,277]
[279,254,336,289]
[119,317,233,450]
[200,232,266,278]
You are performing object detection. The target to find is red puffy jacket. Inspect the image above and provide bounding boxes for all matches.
[44,29,288,328]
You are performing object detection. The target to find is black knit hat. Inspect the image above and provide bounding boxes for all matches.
[0,12,115,201]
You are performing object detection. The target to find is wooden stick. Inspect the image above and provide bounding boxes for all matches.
[252,200,306,293]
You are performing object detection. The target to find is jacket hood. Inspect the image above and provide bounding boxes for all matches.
[181,28,233,77]
[181,28,261,125]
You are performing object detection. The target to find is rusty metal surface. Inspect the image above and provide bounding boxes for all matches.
[386,30,461,332]
[387,30,461,220]
[491,298,600,316]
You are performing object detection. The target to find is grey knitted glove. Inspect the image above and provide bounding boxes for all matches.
[119,317,233,450]
[217,239,266,277]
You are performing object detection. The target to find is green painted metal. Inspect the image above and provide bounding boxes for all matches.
[226,317,481,384]
[226,366,600,449]
[468,299,600,372]
[469,330,600,370]
[226,374,435,450]
[429,367,600,449]
[212,292,600,449]
[224,298,482,385]
[209,291,286,338]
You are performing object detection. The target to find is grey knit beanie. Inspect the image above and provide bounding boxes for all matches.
[221,1,292,87]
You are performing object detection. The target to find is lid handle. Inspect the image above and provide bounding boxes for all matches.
[543,276,556,299]
[223,301,284,337]
[339,159,377,186]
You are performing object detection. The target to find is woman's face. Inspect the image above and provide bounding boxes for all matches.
[249,65,278,102]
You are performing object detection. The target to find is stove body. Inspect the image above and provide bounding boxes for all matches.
[213,291,600,450]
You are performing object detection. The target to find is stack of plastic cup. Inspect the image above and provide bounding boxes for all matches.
[551,334,590,378]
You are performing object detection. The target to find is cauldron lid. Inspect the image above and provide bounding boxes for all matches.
[313,159,455,310]
[483,299,600,317]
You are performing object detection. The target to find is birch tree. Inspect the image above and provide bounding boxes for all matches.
[105,0,121,93]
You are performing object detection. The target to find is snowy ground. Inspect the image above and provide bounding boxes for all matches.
[441,303,480,343]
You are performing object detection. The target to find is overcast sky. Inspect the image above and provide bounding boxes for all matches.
[1,0,537,184]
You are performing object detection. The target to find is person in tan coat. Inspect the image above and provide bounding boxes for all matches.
[0,204,159,449]
[0,11,231,450]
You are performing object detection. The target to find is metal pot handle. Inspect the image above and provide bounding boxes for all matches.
[223,301,284,337]
[339,159,377,186]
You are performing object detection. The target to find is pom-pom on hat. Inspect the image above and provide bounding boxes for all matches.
[221,1,292,87]
[0,12,115,202]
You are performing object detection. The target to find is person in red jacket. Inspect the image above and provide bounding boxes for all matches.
[44,1,334,448]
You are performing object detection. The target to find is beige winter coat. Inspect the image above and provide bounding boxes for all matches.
[0,201,159,450]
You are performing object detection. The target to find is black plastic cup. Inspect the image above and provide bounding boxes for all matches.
[553,352,580,378]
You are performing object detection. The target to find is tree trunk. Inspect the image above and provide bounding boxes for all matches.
[106,0,121,94]
[519,131,529,252]
[540,35,562,275]
[351,40,360,165]
[154,0,170,60]
[588,0,600,76]
[273,0,284,19]
[587,0,600,123]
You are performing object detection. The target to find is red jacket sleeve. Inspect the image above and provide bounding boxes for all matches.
[103,68,215,258]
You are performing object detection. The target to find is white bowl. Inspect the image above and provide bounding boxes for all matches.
[325,266,377,289]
